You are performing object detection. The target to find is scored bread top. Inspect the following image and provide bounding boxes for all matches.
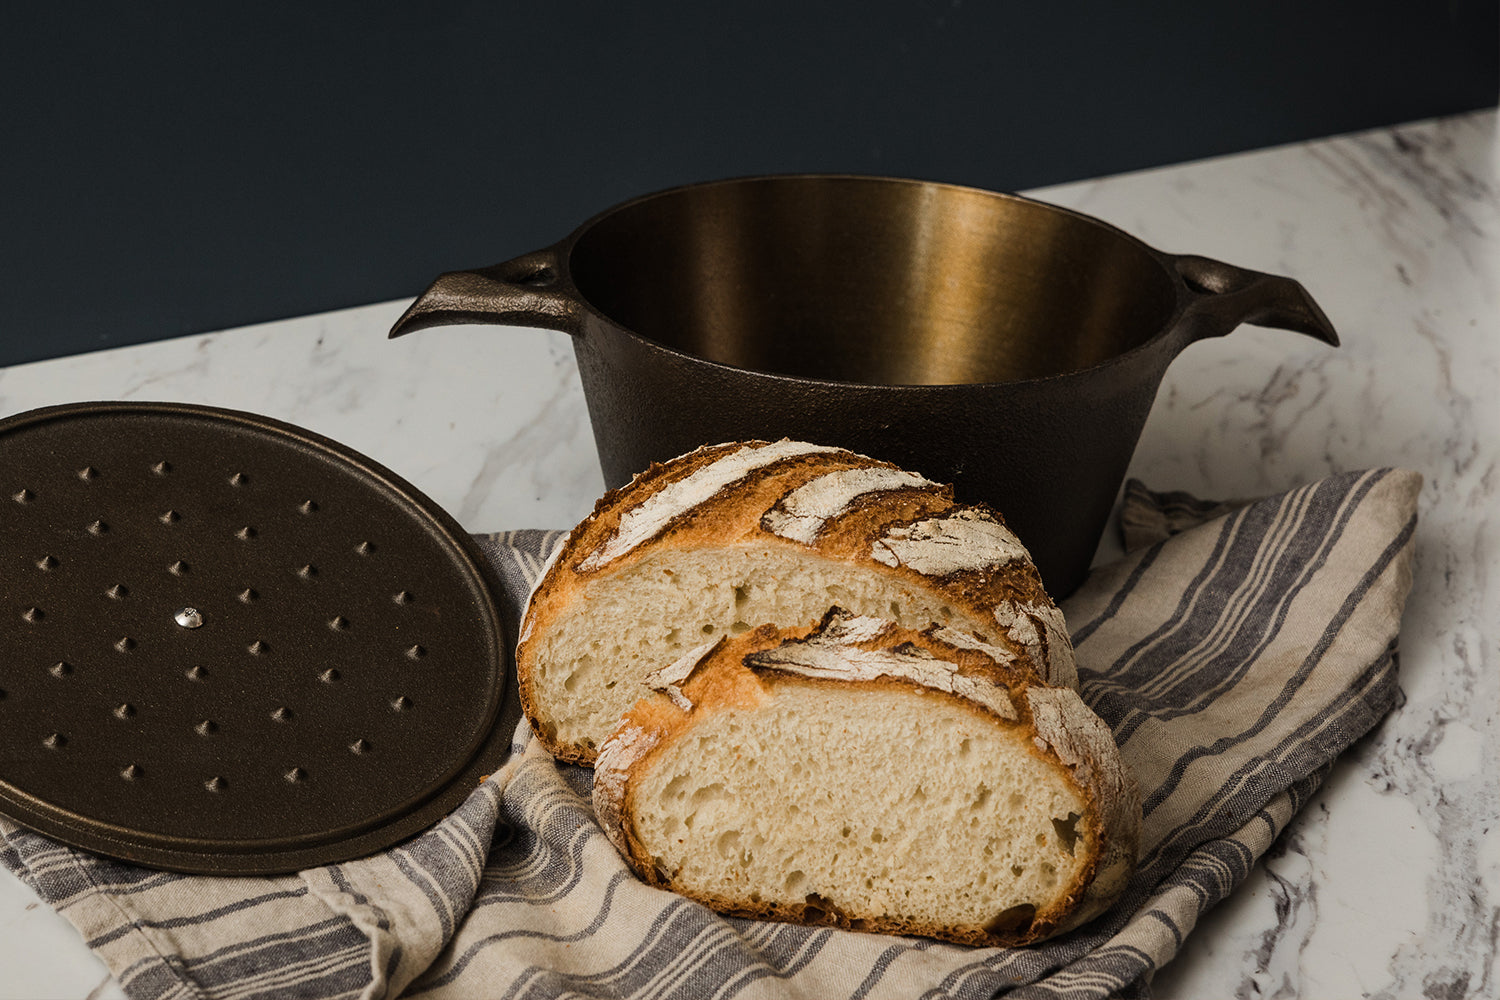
[593,609,1140,947]
[519,440,1077,693]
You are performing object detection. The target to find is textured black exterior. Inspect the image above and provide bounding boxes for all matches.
[392,176,1338,597]
[569,311,1168,599]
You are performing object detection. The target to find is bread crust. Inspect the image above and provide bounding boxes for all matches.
[518,441,1078,765]
[593,612,1140,947]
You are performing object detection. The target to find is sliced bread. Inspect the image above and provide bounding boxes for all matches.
[592,609,1140,946]
[517,440,1076,765]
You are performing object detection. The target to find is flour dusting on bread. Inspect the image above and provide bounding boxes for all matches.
[579,440,841,571]
[763,467,938,544]
[871,508,1032,576]
[744,609,1018,721]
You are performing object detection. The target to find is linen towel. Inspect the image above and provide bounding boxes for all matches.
[0,467,1422,999]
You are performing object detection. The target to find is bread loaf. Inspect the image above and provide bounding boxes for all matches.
[592,609,1140,946]
[517,440,1076,765]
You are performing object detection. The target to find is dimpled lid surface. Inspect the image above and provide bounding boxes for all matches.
[0,402,510,873]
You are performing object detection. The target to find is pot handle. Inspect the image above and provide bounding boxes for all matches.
[387,246,584,339]
[1171,254,1339,347]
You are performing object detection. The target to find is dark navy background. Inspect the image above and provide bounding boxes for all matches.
[3,1,1495,365]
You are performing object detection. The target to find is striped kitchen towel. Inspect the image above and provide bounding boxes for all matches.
[0,468,1421,999]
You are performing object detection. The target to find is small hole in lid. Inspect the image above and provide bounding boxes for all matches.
[349,738,371,754]
[299,500,318,514]
[152,461,171,475]
[120,764,140,781]
[285,767,306,783]
[87,520,108,535]
[13,488,33,503]
[391,695,412,712]
[115,636,135,652]
[49,661,71,678]
[393,590,414,604]
[169,560,189,576]
[160,510,181,524]
[204,776,226,792]
[22,607,43,623]
[406,645,426,660]
[355,540,374,555]
[238,588,258,603]
[36,555,58,570]
[320,668,341,683]
[195,720,218,736]
[106,584,128,599]
[270,706,293,722]
[296,564,317,579]
[77,466,98,481]
[114,703,136,720]
[247,640,268,655]
[42,733,65,749]
[328,615,349,631]
[185,665,208,681]
[229,472,248,486]
[235,526,256,540]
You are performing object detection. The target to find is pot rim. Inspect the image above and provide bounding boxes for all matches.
[548,172,1207,391]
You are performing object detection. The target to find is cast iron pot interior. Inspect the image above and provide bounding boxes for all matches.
[390,175,1337,596]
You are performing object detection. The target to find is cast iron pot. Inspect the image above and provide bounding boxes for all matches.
[390,175,1337,597]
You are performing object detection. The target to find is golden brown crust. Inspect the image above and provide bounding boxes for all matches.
[519,441,1075,764]
[592,617,1139,947]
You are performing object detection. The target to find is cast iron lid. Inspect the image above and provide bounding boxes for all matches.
[0,401,510,874]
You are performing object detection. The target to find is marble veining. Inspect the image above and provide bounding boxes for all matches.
[0,109,1496,998]
[1033,111,1498,999]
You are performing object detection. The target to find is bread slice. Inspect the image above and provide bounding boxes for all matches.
[593,610,1140,947]
[518,440,1076,765]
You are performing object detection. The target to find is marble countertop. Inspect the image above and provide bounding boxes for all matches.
[1,108,1494,999]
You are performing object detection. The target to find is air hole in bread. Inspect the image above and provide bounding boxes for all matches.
[690,783,726,809]
[803,892,837,922]
[986,903,1036,936]
[715,830,740,859]
[1053,813,1082,855]
[562,654,598,693]
[662,774,690,802]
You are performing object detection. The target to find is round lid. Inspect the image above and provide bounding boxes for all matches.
[0,401,510,874]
